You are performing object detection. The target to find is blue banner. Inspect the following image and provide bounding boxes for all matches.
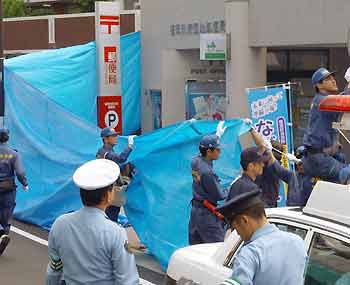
[247,86,292,206]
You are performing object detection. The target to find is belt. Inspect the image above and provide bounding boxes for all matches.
[0,179,16,192]
[191,199,224,220]
[191,199,217,208]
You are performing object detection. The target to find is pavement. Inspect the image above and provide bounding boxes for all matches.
[0,220,165,285]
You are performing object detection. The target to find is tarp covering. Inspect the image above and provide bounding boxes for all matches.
[3,33,249,269]
[5,32,141,135]
[123,119,250,269]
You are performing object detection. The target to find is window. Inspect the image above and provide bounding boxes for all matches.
[305,233,350,285]
[274,223,308,240]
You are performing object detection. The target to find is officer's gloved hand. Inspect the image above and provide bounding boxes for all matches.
[286,153,302,164]
[243,118,253,128]
[128,135,137,148]
[263,138,273,152]
[215,121,227,138]
[22,185,29,191]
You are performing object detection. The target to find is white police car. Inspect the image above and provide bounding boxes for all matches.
[166,181,350,285]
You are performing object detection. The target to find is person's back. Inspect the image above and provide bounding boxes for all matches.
[237,226,306,285]
[46,159,139,285]
[49,207,138,285]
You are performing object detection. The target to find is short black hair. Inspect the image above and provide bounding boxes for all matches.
[0,133,9,143]
[199,146,217,157]
[80,185,113,207]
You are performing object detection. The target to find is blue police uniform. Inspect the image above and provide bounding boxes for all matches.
[217,191,307,285]
[228,174,260,201]
[96,128,132,222]
[303,68,350,183]
[221,224,307,285]
[0,139,28,237]
[189,135,228,245]
[46,159,139,285]
[256,160,301,207]
[46,207,139,285]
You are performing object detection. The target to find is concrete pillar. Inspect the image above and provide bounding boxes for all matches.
[161,49,187,126]
[225,0,267,119]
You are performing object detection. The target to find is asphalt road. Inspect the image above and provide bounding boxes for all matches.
[0,220,165,285]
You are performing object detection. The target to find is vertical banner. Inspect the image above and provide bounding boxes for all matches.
[95,1,122,132]
[247,85,293,207]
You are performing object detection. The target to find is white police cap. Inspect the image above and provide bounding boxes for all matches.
[73,159,120,191]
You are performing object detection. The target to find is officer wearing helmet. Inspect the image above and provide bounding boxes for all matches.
[303,67,350,184]
[189,122,228,245]
[96,127,135,222]
[0,128,28,256]
[46,159,139,284]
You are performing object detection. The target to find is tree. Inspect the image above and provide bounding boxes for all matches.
[72,0,114,13]
[3,0,26,18]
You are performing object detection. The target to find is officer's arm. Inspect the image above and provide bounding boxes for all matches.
[13,153,28,186]
[111,229,139,285]
[46,226,64,285]
[201,172,227,200]
[222,246,257,285]
[249,128,266,154]
[269,161,301,206]
[105,147,132,164]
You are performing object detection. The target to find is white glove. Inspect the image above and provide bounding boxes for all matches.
[22,185,29,191]
[345,67,350,83]
[215,121,227,138]
[263,139,273,151]
[128,135,137,147]
[243,118,253,126]
[286,153,302,164]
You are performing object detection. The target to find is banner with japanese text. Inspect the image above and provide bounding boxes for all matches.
[247,86,292,206]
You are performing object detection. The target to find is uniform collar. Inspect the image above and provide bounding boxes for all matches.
[248,223,277,243]
[200,155,213,166]
[103,143,114,151]
[242,172,255,182]
[81,206,108,218]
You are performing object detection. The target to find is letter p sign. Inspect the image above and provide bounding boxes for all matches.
[105,111,119,129]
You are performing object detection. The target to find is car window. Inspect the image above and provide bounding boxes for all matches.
[305,233,350,285]
[273,223,308,240]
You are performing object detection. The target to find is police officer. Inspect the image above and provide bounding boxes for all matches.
[46,159,139,285]
[0,128,28,256]
[227,146,265,200]
[189,122,228,245]
[96,127,135,222]
[217,190,307,285]
[303,67,350,184]
[256,140,301,207]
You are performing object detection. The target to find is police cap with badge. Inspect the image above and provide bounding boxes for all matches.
[199,134,221,149]
[73,159,120,191]
[100,127,118,138]
[216,189,263,224]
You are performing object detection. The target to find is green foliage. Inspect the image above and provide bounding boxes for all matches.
[71,0,113,13]
[3,0,26,18]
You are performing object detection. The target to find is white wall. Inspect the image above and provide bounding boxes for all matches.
[141,0,225,132]
[250,0,350,47]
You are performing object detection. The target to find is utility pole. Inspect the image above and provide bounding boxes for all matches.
[0,0,4,127]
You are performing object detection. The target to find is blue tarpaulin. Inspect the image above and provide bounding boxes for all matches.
[5,32,141,135]
[3,34,249,269]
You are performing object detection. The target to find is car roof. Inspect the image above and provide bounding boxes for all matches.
[266,207,350,239]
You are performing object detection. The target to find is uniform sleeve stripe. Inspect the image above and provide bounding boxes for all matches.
[49,256,63,271]
[220,279,241,285]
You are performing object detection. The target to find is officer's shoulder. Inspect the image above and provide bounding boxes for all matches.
[51,212,75,229]
[102,218,126,236]
[236,242,259,262]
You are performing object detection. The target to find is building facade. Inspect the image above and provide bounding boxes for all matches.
[141,0,350,147]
